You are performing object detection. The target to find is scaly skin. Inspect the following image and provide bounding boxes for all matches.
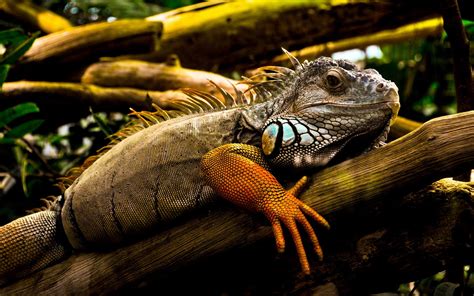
[201,143,330,274]
[0,56,399,284]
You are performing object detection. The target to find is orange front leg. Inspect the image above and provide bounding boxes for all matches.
[201,143,330,274]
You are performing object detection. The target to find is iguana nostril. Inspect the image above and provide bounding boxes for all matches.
[376,83,385,92]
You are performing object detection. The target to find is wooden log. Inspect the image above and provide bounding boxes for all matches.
[9,20,163,81]
[270,18,444,67]
[81,59,245,95]
[115,0,440,70]
[1,111,473,294]
[0,0,72,33]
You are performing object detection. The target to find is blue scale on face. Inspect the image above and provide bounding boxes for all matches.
[262,116,336,168]
[262,119,302,157]
[281,123,295,146]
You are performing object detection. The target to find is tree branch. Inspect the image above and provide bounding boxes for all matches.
[80,59,243,95]
[269,18,444,67]
[0,81,192,125]
[2,111,473,294]
[8,20,162,81]
[120,0,440,70]
[0,0,72,33]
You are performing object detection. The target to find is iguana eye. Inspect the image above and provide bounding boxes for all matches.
[326,70,343,88]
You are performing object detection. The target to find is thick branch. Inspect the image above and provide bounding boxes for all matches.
[80,59,243,95]
[0,81,190,125]
[2,111,473,294]
[9,20,162,81]
[114,0,440,70]
[0,0,72,33]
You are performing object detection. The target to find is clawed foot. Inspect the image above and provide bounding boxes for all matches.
[261,176,330,274]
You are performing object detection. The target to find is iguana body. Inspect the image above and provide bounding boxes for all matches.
[0,56,399,284]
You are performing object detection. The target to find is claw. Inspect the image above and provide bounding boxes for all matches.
[287,176,308,197]
[271,219,285,253]
[201,144,329,275]
[262,189,329,275]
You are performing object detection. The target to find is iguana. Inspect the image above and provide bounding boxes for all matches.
[0,54,399,284]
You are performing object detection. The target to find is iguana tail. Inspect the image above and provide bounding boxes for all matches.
[0,210,69,285]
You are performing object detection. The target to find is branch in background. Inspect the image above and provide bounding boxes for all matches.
[389,116,422,139]
[114,0,440,70]
[0,78,418,137]
[0,0,72,33]
[81,58,244,95]
[0,81,190,125]
[8,20,163,81]
[4,1,442,80]
[1,111,473,294]
[270,18,444,67]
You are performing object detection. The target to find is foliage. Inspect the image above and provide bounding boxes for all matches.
[0,103,44,145]
[0,28,38,87]
[365,19,473,122]
[0,29,42,222]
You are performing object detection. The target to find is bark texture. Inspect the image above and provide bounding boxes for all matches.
[80,59,244,95]
[1,111,473,294]
[128,0,440,70]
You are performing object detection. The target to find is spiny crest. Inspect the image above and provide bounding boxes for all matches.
[57,51,306,195]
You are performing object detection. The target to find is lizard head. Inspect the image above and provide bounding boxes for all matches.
[261,56,400,170]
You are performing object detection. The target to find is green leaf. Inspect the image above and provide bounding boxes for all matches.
[3,119,44,138]
[0,28,27,47]
[90,107,112,136]
[0,31,39,65]
[0,102,40,128]
[20,154,29,197]
[0,137,16,144]
[462,19,474,38]
[0,64,9,87]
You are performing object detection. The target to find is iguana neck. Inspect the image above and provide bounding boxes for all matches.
[235,100,275,145]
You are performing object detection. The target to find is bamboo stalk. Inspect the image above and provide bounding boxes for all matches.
[2,111,473,293]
